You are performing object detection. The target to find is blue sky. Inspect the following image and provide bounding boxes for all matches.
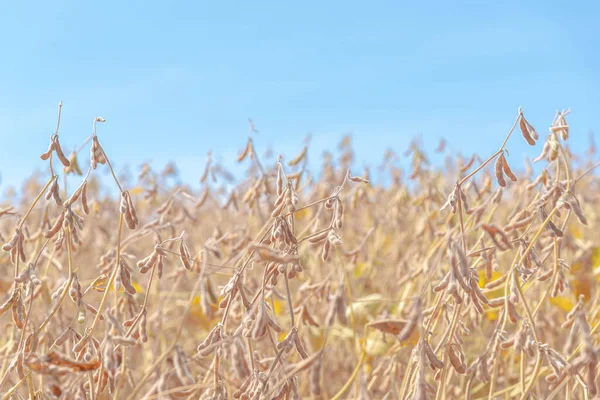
[1,1,599,191]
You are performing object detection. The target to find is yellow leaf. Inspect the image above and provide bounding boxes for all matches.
[131,281,143,294]
[484,308,499,321]
[479,271,505,308]
[571,277,592,301]
[478,271,504,321]
[592,247,600,283]
[129,186,145,196]
[295,208,309,220]
[399,328,419,347]
[478,270,503,288]
[593,247,600,264]
[307,326,326,350]
[569,225,583,239]
[272,299,284,316]
[364,357,373,375]
[570,262,583,274]
[353,262,369,279]
[549,296,575,312]
[189,295,219,330]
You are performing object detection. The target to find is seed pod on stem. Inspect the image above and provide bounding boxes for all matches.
[448,343,466,374]
[45,211,65,239]
[501,155,517,182]
[3,228,26,264]
[139,310,148,342]
[11,288,24,329]
[197,323,224,356]
[538,206,563,237]
[52,136,70,167]
[321,240,331,262]
[81,181,90,214]
[120,191,139,230]
[237,140,251,163]
[45,175,63,206]
[519,110,538,145]
[398,298,421,342]
[179,239,193,270]
[90,135,106,170]
[40,139,55,161]
[289,146,307,166]
[495,155,506,187]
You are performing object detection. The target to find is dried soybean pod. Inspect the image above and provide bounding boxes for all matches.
[495,155,506,187]
[321,240,331,262]
[195,186,209,209]
[276,161,284,196]
[53,328,72,347]
[448,344,466,374]
[139,310,148,342]
[12,291,24,329]
[81,181,90,214]
[125,191,139,226]
[40,140,55,160]
[45,211,65,239]
[53,136,71,167]
[72,335,89,354]
[334,199,344,228]
[501,156,517,182]
[309,230,329,244]
[237,141,250,163]
[179,241,193,270]
[0,292,16,318]
[423,341,444,369]
[520,117,536,145]
[288,146,307,166]
[507,300,519,323]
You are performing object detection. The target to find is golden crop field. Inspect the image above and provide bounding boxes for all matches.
[0,104,599,399]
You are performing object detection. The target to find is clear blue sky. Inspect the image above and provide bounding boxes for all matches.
[1,1,599,191]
